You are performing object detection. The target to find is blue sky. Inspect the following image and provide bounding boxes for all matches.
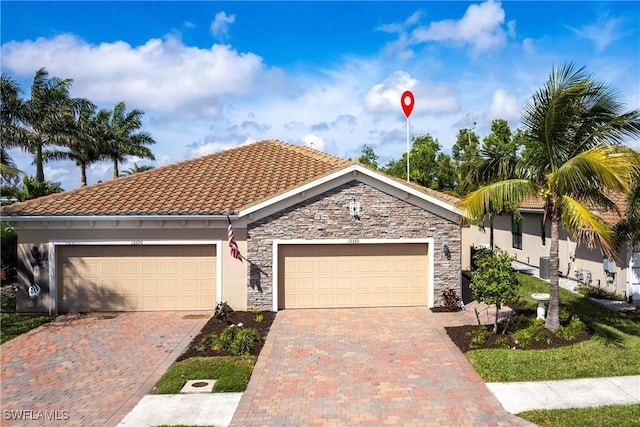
[2,1,639,191]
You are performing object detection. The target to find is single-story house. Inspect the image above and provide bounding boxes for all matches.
[2,140,465,314]
[463,194,640,301]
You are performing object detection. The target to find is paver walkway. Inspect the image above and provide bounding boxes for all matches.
[0,311,209,427]
[231,306,533,426]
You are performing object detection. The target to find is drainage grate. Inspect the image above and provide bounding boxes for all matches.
[182,314,210,319]
[180,379,216,393]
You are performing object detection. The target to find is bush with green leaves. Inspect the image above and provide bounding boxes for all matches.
[576,284,626,301]
[467,327,491,349]
[213,326,240,351]
[230,328,262,355]
[512,319,552,348]
[196,326,262,355]
[1,222,17,272]
[554,316,586,340]
[470,247,521,332]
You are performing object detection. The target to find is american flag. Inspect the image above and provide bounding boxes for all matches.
[227,215,243,262]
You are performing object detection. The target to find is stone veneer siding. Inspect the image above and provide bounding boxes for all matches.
[247,181,461,310]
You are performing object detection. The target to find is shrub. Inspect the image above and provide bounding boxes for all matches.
[254,313,264,323]
[495,337,511,349]
[213,326,239,351]
[468,328,491,350]
[576,285,626,301]
[512,319,552,348]
[195,333,217,352]
[441,288,462,311]
[230,328,262,355]
[554,316,586,340]
[471,247,521,332]
[1,222,17,273]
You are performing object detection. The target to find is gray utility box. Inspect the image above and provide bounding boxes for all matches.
[540,256,550,279]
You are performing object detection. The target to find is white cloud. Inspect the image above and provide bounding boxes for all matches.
[484,89,521,122]
[211,11,235,40]
[411,0,513,54]
[302,134,326,151]
[1,34,270,116]
[364,71,459,115]
[568,14,625,53]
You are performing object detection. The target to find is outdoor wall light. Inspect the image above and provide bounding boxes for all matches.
[442,242,451,260]
[349,199,361,218]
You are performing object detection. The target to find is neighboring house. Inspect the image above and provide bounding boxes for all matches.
[1,140,464,314]
[463,195,640,301]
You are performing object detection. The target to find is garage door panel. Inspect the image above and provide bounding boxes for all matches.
[58,245,216,312]
[335,276,352,289]
[280,243,429,309]
[318,277,334,290]
[355,277,371,289]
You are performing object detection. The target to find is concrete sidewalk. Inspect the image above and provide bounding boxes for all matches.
[118,375,640,426]
[117,393,242,427]
[487,375,640,414]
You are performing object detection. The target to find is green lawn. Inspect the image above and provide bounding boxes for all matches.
[466,273,640,382]
[152,356,256,394]
[518,404,640,427]
[1,287,55,344]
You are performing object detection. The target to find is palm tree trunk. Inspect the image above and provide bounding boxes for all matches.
[112,157,119,179]
[546,218,561,330]
[80,163,87,187]
[35,144,45,182]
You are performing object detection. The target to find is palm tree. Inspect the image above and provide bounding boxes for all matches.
[7,68,88,182]
[1,75,26,185]
[45,102,101,186]
[103,101,155,178]
[462,63,640,330]
[121,163,155,176]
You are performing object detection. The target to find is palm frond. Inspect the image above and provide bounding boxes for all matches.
[554,145,635,201]
[560,195,616,259]
[460,179,536,224]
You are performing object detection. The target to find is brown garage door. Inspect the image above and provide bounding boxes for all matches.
[278,243,429,309]
[58,245,216,312]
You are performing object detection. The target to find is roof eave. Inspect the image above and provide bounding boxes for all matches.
[238,164,464,219]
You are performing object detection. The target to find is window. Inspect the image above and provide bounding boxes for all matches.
[512,216,522,250]
[541,219,546,246]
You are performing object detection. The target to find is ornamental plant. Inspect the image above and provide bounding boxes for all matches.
[470,247,520,332]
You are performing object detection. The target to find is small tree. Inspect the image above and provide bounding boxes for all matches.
[470,247,520,332]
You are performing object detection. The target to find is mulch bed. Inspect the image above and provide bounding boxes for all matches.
[445,307,593,353]
[177,310,276,361]
[446,323,592,353]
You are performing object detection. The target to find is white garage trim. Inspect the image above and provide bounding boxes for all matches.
[272,238,434,311]
[48,239,222,314]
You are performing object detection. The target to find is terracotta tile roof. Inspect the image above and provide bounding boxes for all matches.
[517,192,628,225]
[1,140,460,217]
[1,140,347,216]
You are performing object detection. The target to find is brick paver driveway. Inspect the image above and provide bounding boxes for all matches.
[232,306,533,426]
[1,312,209,426]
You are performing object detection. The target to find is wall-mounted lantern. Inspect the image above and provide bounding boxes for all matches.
[442,242,451,260]
[349,199,361,219]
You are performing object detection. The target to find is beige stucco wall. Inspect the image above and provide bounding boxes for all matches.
[15,223,248,313]
[463,212,629,296]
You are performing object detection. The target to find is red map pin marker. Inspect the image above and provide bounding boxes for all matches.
[401,90,414,118]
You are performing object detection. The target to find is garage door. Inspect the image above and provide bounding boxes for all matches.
[278,243,429,309]
[57,245,216,312]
